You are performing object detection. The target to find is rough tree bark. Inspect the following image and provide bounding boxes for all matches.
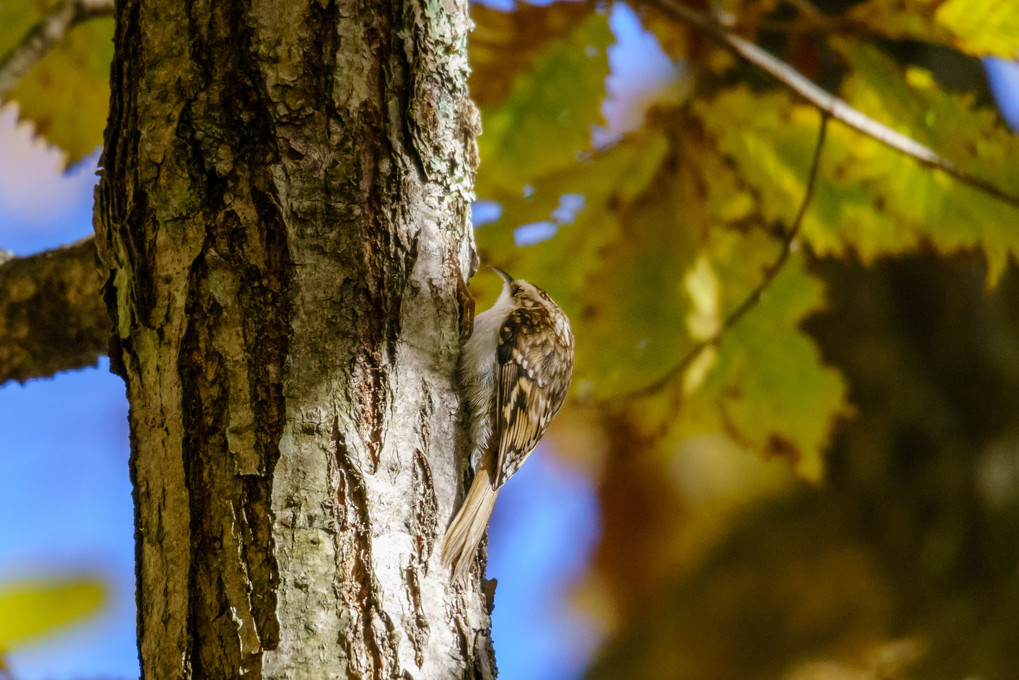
[0,238,107,384]
[92,0,490,678]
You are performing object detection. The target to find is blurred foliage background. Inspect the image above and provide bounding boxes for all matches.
[2,0,1019,677]
[470,1,1019,677]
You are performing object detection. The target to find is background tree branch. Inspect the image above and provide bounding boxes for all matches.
[0,237,107,386]
[0,0,115,101]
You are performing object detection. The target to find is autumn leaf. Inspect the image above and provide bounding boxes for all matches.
[1,0,113,165]
[476,127,681,394]
[679,232,849,481]
[470,0,596,109]
[0,0,52,56]
[847,0,1019,58]
[0,576,107,651]
[478,95,847,479]
[695,51,1019,285]
[475,10,612,197]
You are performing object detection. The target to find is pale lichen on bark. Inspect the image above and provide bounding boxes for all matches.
[94,0,489,678]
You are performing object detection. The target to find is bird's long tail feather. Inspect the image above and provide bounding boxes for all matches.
[441,468,499,580]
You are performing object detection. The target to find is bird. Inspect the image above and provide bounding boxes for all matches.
[441,267,574,580]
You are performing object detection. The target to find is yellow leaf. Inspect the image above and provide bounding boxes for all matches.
[848,0,1019,57]
[476,11,612,197]
[0,576,107,651]
[0,0,56,57]
[7,16,114,165]
[676,232,849,480]
[681,345,716,396]
[695,51,1019,285]
[684,254,722,341]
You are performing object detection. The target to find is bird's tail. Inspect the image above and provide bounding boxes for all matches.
[441,468,499,580]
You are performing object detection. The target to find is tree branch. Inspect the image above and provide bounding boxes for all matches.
[620,113,830,401]
[0,237,109,386]
[0,0,115,101]
[649,0,1019,211]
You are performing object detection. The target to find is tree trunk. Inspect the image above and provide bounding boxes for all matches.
[92,1,490,678]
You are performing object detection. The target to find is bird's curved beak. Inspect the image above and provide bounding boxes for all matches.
[491,266,514,284]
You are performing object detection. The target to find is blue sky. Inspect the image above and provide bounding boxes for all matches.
[985,57,1019,131]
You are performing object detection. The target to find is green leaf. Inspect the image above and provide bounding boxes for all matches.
[476,10,611,197]
[680,234,849,481]
[3,11,113,165]
[0,576,107,651]
[476,128,678,396]
[479,126,847,478]
[847,0,1019,57]
[478,99,849,477]
[695,46,1019,284]
[0,0,58,56]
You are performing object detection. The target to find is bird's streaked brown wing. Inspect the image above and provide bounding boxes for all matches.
[492,306,572,488]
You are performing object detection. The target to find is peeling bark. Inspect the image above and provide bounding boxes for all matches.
[0,238,107,385]
[93,0,491,677]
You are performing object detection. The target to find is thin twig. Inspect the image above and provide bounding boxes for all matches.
[0,0,115,101]
[721,114,828,332]
[649,0,1019,211]
[619,113,830,401]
